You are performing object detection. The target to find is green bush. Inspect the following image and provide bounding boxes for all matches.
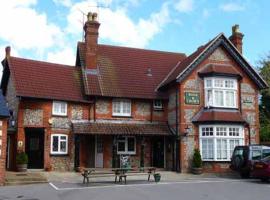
[192,149,202,168]
[260,124,270,142]
[16,152,28,165]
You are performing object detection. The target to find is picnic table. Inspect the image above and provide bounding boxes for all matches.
[82,167,157,184]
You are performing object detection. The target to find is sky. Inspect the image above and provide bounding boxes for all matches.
[0,0,270,77]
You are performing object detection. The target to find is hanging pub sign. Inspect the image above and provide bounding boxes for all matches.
[185,92,200,105]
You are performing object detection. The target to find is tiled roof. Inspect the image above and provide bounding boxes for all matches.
[192,108,246,124]
[198,64,242,77]
[78,43,186,99]
[7,57,88,103]
[158,39,214,89]
[0,90,9,118]
[73,122,172,136]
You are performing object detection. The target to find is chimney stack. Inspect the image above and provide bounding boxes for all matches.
[84,12,100,70]
[5,46,11,58]
[229,24,244,54]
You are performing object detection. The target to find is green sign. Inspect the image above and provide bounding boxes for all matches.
[185,92,200,105]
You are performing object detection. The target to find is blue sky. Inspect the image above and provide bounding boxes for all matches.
[0,0,269,72]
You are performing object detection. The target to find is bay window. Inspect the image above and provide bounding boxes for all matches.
[112,99,131,117]
[200,125,244,161]
[204,77,237,108]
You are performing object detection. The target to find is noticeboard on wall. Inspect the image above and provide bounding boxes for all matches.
[185,92,200,105]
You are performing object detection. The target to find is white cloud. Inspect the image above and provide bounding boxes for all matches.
[66,0,171,48]
[175,0,193,13]
[0,1,63,51]
[46,47,75,65]
[220,3,245,12]
[202,9,210,18]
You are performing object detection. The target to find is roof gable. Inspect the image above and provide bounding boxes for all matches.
[158,33,268,90]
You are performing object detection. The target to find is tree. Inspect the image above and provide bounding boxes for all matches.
[259,53,270,142]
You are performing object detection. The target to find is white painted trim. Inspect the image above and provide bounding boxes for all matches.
[117,136,136,155]
[52,101,68,116]
[50,134,68,155]
[199,124,244,161]
[112,99,132,117]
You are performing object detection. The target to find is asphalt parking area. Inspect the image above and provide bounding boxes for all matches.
[48,177,252,191]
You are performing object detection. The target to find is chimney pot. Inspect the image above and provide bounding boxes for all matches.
[5,46,11,58]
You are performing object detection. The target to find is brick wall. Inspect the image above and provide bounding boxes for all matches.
[0,119,8,185]
[15,99,90,171]
[178,46,261,172]
[95,98,168,122]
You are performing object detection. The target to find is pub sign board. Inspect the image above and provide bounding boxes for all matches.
[185,92,200,105]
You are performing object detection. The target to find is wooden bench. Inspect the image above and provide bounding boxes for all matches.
[82,169,115,184]
[82,167,157,184]
[113,167,156,184]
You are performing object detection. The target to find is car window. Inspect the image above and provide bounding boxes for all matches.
[262,149,270,158]
[251,150,262,160]
[233,148,244,157]
[262,155,270,162]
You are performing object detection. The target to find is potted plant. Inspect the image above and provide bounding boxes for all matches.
[16,152,28,172]
[192,149,203,175]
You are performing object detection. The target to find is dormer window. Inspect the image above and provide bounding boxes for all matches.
[153,100,163,110]
[204,77,237,108]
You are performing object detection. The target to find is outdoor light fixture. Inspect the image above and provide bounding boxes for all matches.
[183,125,191,137]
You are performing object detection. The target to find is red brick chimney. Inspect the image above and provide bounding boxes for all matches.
[229,24,244,54]
[84,12,100,69]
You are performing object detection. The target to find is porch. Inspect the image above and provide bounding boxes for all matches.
[73,122,175,170]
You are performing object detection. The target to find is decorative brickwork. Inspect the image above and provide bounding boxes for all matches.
[71,105,83,120]
[241,94,255,110]
[96,99,110,115]
[23,109,43,126]
[184,79,200,90]
[208,47,230,61]
[241,83,255,94]
[135,102,150,117]
[51,117,70,129]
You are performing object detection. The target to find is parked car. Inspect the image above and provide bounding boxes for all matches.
[251,156,270,182]
[230,145,270,178]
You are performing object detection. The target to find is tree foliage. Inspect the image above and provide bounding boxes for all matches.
[259,53,270,142]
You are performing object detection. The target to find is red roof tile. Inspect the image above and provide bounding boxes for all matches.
[198,64,242,77]
[192,109,246,124]
[73,122,171,135]
[8,57,88,103]
[78,43,186,99]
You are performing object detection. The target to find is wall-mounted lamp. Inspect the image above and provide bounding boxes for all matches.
[183,125,191,137]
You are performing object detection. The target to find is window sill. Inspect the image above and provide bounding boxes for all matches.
[112,115,132,118]
[117,152,136,155]
[153,108,164,111]
[204,106,238,110]
[50,153,69,157]
[202,160,231,162]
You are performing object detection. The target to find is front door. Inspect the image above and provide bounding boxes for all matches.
[25,128,44,169]
[153,138,165,168]
[95,136,103,168]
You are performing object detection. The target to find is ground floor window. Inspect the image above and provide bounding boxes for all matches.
[51,134,68,155]
[117,136,136,155]
[199,125,244,161]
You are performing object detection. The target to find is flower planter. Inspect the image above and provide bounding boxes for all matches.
[192,167,203,175]
[17,164,27,172]
[154,173,161,183]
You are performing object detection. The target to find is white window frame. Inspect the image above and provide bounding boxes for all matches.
[52,101,67,116]
[199,125,244,161]
[112,99,131,117]
[204,77,238,108]
[117,136,136,155]
[50,134,68,155]
[153,100,163,110]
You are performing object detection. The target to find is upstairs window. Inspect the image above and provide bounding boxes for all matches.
[112,99,131,117]
[204,77,237,108]
[153,100,163,110]
[52,101,67,116]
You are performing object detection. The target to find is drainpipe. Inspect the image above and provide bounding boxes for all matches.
[247,123,251,145]
[175,86,181,172]
[93,97,96,122]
